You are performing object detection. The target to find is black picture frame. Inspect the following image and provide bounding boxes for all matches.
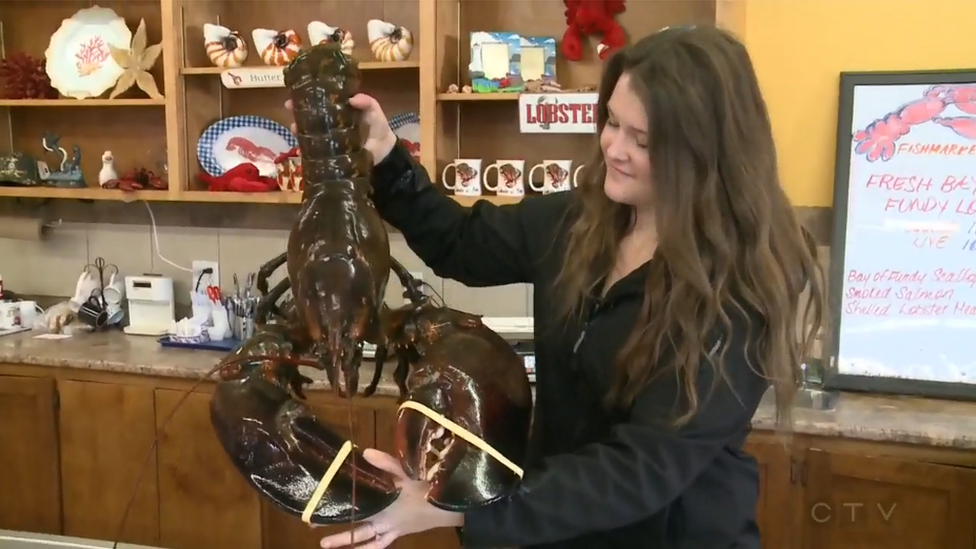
[824,68,976,401]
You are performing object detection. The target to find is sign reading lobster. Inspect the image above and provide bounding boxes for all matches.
[106,43,533,547]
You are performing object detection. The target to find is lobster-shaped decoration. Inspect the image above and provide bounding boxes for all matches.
[106,43,533,548]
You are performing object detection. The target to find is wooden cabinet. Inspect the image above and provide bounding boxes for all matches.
[58,380,159,546]
[154,388,261,549]
[0,375,60,535]
[802,449,976,549]
[745,438,795,549]
[10,364,976,549]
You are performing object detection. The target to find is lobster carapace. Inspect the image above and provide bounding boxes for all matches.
[264,41,392,398]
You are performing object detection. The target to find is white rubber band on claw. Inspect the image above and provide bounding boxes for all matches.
[397,400,523,478]
[301,440,353,524]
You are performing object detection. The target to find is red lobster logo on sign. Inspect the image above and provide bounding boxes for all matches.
[853,84,976,162]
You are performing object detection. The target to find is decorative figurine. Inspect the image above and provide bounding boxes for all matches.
[0,152,44,186]
[307,21,354,56]
[99,150,117,187]
[41,133,85,188]
[203,23,248,68]
[367,19,413,62]
[107,18,163,99]
[561,0,627,61]
[251,29,302,66]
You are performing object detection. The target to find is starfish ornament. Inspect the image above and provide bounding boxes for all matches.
[107,18,163,99]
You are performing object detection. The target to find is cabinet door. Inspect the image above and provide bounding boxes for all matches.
[0,375,60,534]
[744,437,795,549]
[155,388,261,549]
[260,396,376,549]
[803,448,976,549]
[59,380,159,546]
[375,405,461,549]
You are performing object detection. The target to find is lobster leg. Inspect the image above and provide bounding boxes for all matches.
[256,277,291,324]
[392,350,411,402]
[364,341,386,397]
[256,252,287,296]
[389,258,426,304]
[364,303,396,397]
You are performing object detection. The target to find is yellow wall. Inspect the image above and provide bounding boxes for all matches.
[745,0,976,207]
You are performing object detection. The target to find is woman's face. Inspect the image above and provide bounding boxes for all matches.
[600,73,652,209]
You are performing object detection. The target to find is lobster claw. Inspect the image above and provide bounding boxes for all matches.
[210,374,400,525]
[397,384,523,512]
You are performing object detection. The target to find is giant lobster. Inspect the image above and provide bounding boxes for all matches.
[109,43,532,548]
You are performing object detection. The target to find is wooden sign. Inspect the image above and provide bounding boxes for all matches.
[518,92,599,134]
[220,67,284,89]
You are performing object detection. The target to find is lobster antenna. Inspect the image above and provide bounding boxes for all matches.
[422,281,445,307]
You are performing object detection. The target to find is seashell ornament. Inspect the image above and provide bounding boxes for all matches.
[367,19,414,62]
[203,23,248,68]
[307,21,355,56]
[251,28,302,66]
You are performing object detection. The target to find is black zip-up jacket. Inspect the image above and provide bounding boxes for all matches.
[370,142,769,548]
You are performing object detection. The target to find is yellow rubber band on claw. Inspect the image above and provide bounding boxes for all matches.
[301,439,353,524]
[398,400,523,478]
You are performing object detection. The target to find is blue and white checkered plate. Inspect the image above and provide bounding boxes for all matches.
[197,115,298,178]
[389,112,420,159]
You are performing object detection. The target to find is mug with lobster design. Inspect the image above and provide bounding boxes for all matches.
[529,160,584,194]
[442,159,483,196]
[483,160,525,196]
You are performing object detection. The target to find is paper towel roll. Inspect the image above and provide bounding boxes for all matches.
[0,217,49,241]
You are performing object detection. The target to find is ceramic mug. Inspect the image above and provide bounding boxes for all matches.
[71,270,101,307]
[18,300,42,329]
[78,296,108,328]
[483,160,526,196]
[0,302,21,330]
[103,273,125,307]
[441,159,482,196]
[528,160,584,194]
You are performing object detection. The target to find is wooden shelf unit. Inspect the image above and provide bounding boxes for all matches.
[0,0,747,205]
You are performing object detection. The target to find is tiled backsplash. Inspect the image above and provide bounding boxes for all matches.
[0,222,534,317]
[0,212,828,325]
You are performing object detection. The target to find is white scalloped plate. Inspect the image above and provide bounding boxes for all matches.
[44,6,132,100]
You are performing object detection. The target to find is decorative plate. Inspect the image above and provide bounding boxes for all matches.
[390,112,420,161]
[197,115,298,177]
[44,6,132,100]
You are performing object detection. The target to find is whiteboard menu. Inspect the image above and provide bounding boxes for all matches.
[830,70,976,397]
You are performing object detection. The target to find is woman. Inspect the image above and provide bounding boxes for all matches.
[293,25,826,549]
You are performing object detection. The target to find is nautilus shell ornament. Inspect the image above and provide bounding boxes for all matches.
[367,19,413,62]
[203,23,248,68]
[251,28,302,66]
[307,21,355,56]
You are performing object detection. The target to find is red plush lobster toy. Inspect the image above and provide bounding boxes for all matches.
[562,0,627,61]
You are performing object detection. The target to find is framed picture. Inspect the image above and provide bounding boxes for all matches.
[824,68,976,401]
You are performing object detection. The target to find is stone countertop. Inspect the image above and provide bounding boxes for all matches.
[0,329,400,397]
[2,330,976,450]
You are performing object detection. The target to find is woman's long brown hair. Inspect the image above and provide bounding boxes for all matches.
[552,26,827,431]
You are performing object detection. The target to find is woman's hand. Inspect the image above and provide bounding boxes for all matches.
[285,93,398,165]
[318,449,463,549]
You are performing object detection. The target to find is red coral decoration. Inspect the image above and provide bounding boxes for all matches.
[0,53,58,100]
